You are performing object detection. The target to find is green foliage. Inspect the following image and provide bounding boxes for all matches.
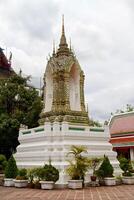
[5,155,18,178]
[42,164,59,182]
[27,167,45,182]
[89,118,102,127]
[118,157,132,176]
[27,165,59,183]
[0,74,42,158]
[97,155,114,178]
[66,145,91,181]
[89,157,102,175]
[27,168,35,183]
[0,154,7,172]
[0,114,20,159]
[111,104,134,115]
[16,168,27,180]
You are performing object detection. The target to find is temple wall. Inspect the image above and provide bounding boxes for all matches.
[15,122,121,186]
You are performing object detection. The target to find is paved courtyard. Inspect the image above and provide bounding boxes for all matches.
[0,185,134,200]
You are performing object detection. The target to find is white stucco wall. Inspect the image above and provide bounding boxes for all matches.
[15,122,121,186]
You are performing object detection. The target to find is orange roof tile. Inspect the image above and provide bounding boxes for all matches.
[109,112,134,135]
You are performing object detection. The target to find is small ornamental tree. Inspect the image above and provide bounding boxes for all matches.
[5,155,18,178]
[97,155,114,178]
[119,157,132,176]
[42,164,59,182]
[16,168,27,180]
[66,145,91,185]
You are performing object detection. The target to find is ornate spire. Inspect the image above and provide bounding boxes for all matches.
[56,15,70,56]
[59,15,67,47]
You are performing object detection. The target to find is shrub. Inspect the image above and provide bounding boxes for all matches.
[27,168,36,183]
[27,168,43,188]
[118,157,132,176]
[5,155,18,178]
[97,155,114,178]
[42,164,59,182]
[16,168,27,180]
[0,154,7,173]
[27,167,45,182]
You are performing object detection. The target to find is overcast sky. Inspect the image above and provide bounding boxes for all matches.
[0,0,134,122]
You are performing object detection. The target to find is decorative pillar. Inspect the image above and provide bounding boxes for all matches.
[64,72,70,111]
[80,71,86,111]
[130,148,134,161]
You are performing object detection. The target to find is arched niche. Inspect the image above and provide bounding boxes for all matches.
[69,64,81,111]
[44,68,53,112]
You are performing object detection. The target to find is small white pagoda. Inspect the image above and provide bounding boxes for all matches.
[15,17,120,187]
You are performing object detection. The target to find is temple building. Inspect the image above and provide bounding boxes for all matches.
[15,17,120,186]
[39,17,89,126]
[0,47,14,79]
[109,112,134,161]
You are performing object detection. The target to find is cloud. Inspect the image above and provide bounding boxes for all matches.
[0,0,134,122]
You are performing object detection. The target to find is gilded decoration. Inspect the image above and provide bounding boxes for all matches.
[40,17,89,125]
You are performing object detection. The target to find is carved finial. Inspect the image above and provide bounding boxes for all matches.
[52,40,55,56]
[69,38,72,51]
[9,51,12,65]
[48,156,51,165]
[19,68,22,76]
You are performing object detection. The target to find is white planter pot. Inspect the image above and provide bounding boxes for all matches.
[104,177,116,186]
[4,178,14,187]
[40,181,54,189]
[14,180,28,188]
[122,176,134,185]
[68,180,83,189]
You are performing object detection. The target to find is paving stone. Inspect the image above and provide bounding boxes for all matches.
[1,185,134,200]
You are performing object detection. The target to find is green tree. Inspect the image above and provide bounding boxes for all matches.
[5,155,18,178]
[118,157,132,176]
[111,104,134,115]
[97,155,114,178]
[0,74,42,158]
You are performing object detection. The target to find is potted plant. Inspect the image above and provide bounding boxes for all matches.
[14,168,28,188]
[39,164,59,189]
[119,157,134,184]
[0,154,7,186]
[96,155,116,186]
[90,157,102,182]
[66,145,91,189]
[27,167,43,189]
[4,155,18,187]
[27,168,36,188]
